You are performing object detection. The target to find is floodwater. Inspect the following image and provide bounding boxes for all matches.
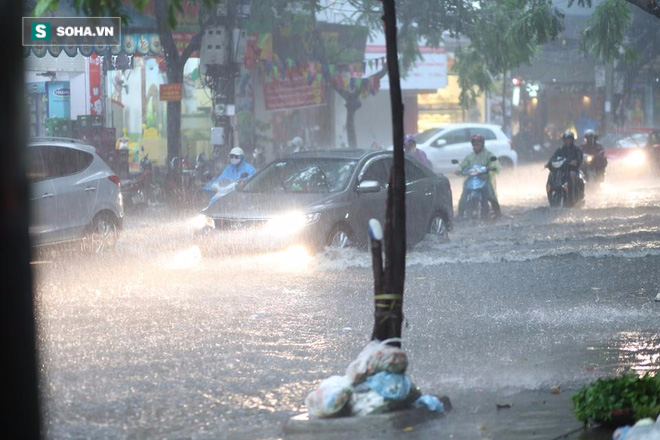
[32,163,660,439]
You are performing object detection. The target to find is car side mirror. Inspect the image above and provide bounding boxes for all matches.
[356,180,381,193]
[434,139,447,148]
[490,156,498,161]
[451,159,459,165]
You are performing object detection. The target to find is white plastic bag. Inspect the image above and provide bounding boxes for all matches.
[350,389,388,416]
[305,375,353,418]
[345,338,408,384]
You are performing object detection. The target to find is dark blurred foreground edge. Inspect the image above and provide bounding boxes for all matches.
[0,0,42,438]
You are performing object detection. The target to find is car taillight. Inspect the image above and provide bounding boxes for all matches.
[509,140,514,150]
[108,175,121,187]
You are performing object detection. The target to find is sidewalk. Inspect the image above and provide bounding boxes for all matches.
[284,388,614,440]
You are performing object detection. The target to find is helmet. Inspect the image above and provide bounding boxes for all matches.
[584,129,595,137]
[404,134,416,144]
[562,130,575,140]
[471,134,485,144]
[229,147,245,157]
[139,155,152,171]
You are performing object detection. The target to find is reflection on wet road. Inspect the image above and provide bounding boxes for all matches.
[33,167,660,439]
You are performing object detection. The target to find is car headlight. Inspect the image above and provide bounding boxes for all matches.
[623,150,646,167]
[265,212,320,235]
[189,214,215,229]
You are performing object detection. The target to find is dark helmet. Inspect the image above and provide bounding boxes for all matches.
[139,155,152,171]
[562,130,575,140]
[471,134,485,144]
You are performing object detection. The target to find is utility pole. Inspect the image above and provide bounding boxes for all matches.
[604,63,614,133]
[203,0,240,171]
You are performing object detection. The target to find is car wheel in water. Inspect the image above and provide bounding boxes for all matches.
[499,157,513,172]
[429,213,448,239]
[326,224,352,249]
[82,213,118,253]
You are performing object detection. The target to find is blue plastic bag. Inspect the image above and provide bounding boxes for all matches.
[364,372,411,401]
[413,395,445,413]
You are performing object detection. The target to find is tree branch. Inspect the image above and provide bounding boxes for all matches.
[625,0,660,19]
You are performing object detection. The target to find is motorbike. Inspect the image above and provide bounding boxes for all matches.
[452,157,497,220]
[545,156,586,207]
[203,178,238,211]
[580,152,605,184]
[121,155,153,211]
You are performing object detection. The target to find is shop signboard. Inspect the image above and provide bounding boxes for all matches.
[263,75,325,111]
[159,83,182,101]
[47,81,71,119]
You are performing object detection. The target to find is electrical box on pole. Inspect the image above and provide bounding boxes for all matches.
[200,26,228,75]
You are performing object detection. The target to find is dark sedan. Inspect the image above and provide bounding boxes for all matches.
[192,149,453,254]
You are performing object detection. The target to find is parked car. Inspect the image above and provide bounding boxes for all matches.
[414,123,518,174]
[27,137,124,253]
[193,149,453,255]
[600,128,660,172]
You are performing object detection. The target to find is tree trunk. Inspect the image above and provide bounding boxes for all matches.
[371,0,406,348]
[165,66,183,163]
[1,0,42,437]
[345,91,361,149]
[154,0,202,165]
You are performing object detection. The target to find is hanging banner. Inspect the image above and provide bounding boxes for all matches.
[263,74,325,111]
[89,53,102,115]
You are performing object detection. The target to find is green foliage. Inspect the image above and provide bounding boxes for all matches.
[33,0,218,28]
[453,0,563,108]
[580,0,631,62]
[572,372,660,424]
[452,46,491,108]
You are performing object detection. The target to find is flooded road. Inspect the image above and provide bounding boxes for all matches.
[32,165,660,439]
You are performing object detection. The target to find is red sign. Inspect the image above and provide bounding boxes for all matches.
[88,53,102,114]
[263,75,326,111]
[159,83,183,101]
[172,32,199,57]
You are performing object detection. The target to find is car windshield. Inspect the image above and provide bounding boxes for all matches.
[241,157,358,193]
[414,128,442,144]
[614,133,649,149]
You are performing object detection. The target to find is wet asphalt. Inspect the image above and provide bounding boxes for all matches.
[32,163,660,439]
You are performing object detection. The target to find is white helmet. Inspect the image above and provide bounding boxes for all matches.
[229,147,245,157]
[584,129,595,137]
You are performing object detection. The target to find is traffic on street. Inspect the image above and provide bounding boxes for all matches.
[31,165,660,439]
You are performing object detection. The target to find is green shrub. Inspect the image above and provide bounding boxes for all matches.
[572,372,660,424]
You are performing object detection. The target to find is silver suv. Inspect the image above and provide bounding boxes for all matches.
[27,137,124,252]
[415,123,518,174]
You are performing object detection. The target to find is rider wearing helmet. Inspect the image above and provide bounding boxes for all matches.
[580,129,607,181]
[547,130,584,201]
[204,147,256,193]
[403,134,432,169]
[456,133,502,219]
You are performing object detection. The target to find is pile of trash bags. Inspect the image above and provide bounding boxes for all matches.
[614,415,660,440]
[305,338,445,418]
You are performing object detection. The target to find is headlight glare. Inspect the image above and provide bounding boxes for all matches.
[265,212,320,235]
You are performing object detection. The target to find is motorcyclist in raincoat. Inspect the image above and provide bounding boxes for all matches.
[456,134,502,219]
[546,130,584,203]
[204,147,256,195]
[580,129,607,182]
[403,134,433,169]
